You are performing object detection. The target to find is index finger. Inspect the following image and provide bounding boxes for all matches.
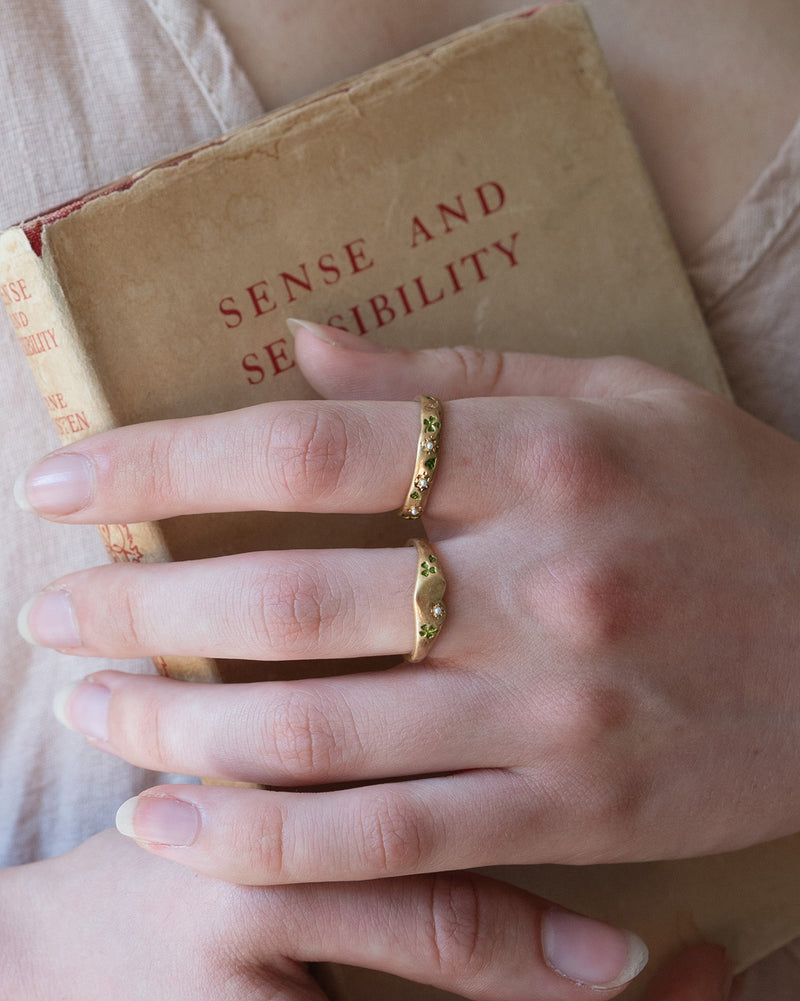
[16,400,412,522]
[16,396,547,524]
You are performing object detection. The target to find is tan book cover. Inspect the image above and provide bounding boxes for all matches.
[1,3,797,996]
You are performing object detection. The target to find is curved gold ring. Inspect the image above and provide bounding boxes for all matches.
[405,538,447,663]
[398,395,442,520]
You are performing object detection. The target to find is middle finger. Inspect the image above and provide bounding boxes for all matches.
[19,545,446,662]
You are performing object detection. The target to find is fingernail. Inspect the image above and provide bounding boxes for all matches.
[286,317,386,352]
[15,452,94,515]
[116,794,200,847]
[286,317,340,345]
[541,909,649,990]
[18,588,82,649]
[53,681,110,740]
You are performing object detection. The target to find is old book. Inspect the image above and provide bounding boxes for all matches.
[1,3,798,997]
[1,2,728,687]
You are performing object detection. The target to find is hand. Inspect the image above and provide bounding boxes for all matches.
[17,324,800,883]
[1,829,649,999]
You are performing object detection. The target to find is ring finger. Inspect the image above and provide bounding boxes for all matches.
[55,665,511,786]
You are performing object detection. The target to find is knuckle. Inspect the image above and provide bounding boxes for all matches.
[240,561,339,657]
[111,685,175,766]
[539,556,639,656]
[266,404,351,505]
[146,699,173,767]
[536,416,620,508]
[425,872,496,980]
[139,425,194,508]
[356,792,431,877]
[536,687,645,855]
[266,690,344,780]
[549,682,631,761]
[527,407,625,514]
[244,801,289,883]
[445,345,506,395]
[101,572,151,654]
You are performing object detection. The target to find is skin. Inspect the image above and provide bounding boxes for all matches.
[12,331,762,998]
[20,327,800,887]
[0,829,647,1001]
[0,826,734,1000]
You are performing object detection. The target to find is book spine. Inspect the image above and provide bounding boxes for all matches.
[0,225,220,684]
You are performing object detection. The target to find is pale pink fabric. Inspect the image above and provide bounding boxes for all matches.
[687,113,800,440]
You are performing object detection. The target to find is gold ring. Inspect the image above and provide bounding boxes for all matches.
[405,539,447,663]
[398,395,442,519]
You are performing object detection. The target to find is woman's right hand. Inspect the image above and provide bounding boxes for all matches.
[1,828,652,1001]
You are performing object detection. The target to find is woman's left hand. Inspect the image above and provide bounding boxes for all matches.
[17,322,800,884]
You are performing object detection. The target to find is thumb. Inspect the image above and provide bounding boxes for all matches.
[644,944,734,1001]
[288,319,683,401]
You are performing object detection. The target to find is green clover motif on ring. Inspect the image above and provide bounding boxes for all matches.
[420,557,438,577]
[399,396,442,522]
[406,538,446,663]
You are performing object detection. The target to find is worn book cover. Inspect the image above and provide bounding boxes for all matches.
[1,3,797,997]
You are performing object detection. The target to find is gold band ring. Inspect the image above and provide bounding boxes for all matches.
[398,395,442,520]
[405,539,447,663]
